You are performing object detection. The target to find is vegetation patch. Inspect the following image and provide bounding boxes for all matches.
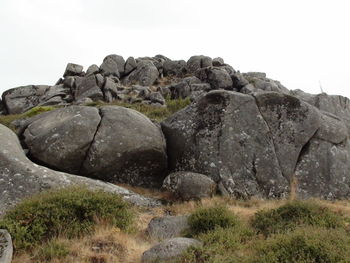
[180,226,254,263]
[251,200,344,236]
[0,187,134,250]
[0,106,56,131]
[187,205,241,236]
[250,226,350,263]
[85,97,191,122]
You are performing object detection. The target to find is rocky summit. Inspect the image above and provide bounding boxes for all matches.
[1,54,350,215]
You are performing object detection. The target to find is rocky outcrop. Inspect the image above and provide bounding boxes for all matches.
[2,54,350,201]
[0,124,161,217]
[141,237,202,263]
[162,172,217,200]
[22,106,167,187]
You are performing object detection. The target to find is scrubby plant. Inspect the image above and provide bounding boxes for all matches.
[181,225,254,263]
[251,200,344,236]
[0,187,134,250]
[187,206,241,236]
[250,226,350,263]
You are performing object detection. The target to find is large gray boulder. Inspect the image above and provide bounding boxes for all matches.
[187,55,212,73]
[146,215,189,240]
[123,60,159,86]
[163,60,187,77]
[0,124,161,217]
[23,106,101,174]
[100,54,125,77]
[2,85,48,114]
[74,75,104,101]
[0,230,12,263]
[162,90,289,198]
[196,67,233,90]
[291,90,350,132]
[162,171,217,200]
[253,92,321,179]
[63,63,83,78]
[141,237,202,263]
[295,138,350,199]
[81,106,168,187]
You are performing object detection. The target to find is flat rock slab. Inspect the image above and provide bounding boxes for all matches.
[0,230,13,263]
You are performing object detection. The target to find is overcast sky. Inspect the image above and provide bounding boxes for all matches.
[1,0,349,97]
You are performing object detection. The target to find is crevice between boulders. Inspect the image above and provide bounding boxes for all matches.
[78,108,103,174]
[251,94,284,179]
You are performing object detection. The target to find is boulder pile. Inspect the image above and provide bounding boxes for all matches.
[1,54,350,216]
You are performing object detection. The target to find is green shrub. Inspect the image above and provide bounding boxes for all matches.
[34,240,70,262]
[0,187,134,250]
[187,206,240,236]
[251,201,344,236]
[250,226,350,263]
[181,225,254,263]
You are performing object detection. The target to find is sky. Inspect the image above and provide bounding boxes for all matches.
[0,0,349,97]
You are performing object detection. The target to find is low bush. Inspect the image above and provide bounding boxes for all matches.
[251,200,344,236]
[0,187,134,250]
[187,206,240,236]
[250,226,350,263]
[181,226,254,263]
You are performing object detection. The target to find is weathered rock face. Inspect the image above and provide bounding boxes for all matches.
[162,89,350,199]
[0,124,161,217]
[23,106,101,174]
[81,106,167,187]
[123,60,159,86]
[162,171,217,200]
[162,90,289,198]
[141,237,202,263]
[22,105,168,187]
[254,92,321,179]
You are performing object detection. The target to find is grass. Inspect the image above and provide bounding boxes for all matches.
[0,98,190,132]
[5,190,350,263]
[85,97,191,122]
[0,106,56,131]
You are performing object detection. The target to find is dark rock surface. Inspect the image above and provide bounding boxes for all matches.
[0,124,161,217]
[80,106,167,187]
[146,215,189,240]
[23,106,101,174]
[141,237,202,263]
[162,171,216,200]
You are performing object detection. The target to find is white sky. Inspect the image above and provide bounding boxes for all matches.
[1,0,349,97]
